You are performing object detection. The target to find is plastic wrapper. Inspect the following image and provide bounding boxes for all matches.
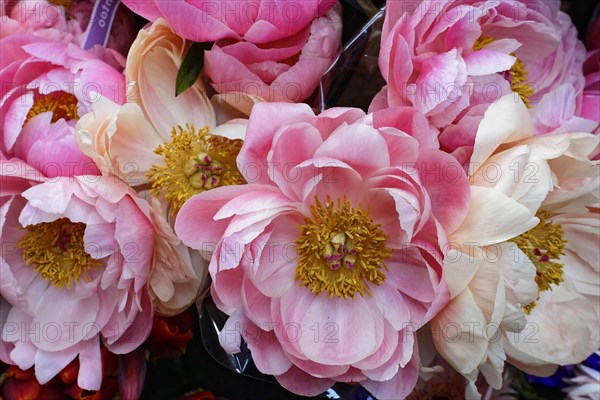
[315,5,386,112]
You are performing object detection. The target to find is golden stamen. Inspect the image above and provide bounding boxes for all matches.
[147,124,244,213]
[510,211,567,314]
[295,197,392,299]
[17,218,101,289]
[24,91,79,126]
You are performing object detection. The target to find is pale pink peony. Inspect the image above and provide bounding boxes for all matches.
[431,94,599,397]
[374,0,598,163]
[76,18,249,187]
[204,3,342,102]
[175,103,470,399]
[0,34,126,178]
[2,0,137,55]
[0,166,154,390]
[504,141,600,376]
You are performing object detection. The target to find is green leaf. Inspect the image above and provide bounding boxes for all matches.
[175,42,211,97]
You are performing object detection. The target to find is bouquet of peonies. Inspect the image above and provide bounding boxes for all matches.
[1,0,599,399]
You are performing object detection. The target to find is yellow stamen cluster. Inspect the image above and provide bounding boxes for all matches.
[295,197,392,299]
[510,211,567,314]
[24,91,79,126]
[473,37,535,107]
[48,0,73,8]
[507,58,536,108]
[147,124,244,213]
[473,36,496,50]
[17,218,101,289]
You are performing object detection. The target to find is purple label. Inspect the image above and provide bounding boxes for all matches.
[82,0,120,50]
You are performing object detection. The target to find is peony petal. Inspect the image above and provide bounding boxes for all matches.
[361,350,420,400]
[176,184,273,253]
[313,122,390,176]
[77,339,102,390]
[246,328,292,376]
[34,345,80,384]
[417,149,470,234]
[464,50,516,76]
[452,186,539,245]
[238,102,316,184]
[470,94,534,169]
[275,365,335,397]
[432,289,488,376]
[298,295,384,366]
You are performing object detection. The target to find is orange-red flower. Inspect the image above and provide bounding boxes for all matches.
[1,347,118,400]
[148,307,196,360]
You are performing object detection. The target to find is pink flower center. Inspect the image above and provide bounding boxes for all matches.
[17,218,101,289]
[324,232,357,271]
[295,197,392,299]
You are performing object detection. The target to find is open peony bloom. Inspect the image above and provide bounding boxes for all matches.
[175,103,470,399]
[77,18,254,315]
[0,168,154,390]
[204,3,342,102]
[431,94,600,398]
[1,34,127,177]
[77,18,250,198]
[374,0,598,162]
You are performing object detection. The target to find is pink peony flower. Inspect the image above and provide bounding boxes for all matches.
[0,34,127,178]
[374,0,597,163]
[122,0,337,43]
[3,0,137,55]
[121,0,341,102]
[0,168,154,390]
[204,3,342,102]
[175,103,470,399]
